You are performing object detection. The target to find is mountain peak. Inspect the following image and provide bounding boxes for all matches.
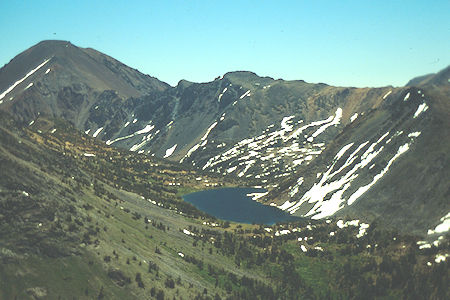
[34,39,72,47]
[22,40,78,60]
[0,40,169,123]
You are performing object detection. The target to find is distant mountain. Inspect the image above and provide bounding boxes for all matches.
[0,40,448,235]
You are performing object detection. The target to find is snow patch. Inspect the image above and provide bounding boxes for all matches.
[310,108,342,138]
[180,122,217,162]
[337,219,359,228]
[275,229,291,236]
[435,254,448,263]
[0,58,51,100]
[238,159,255,177]
[279,200,295,210]
[408,132,421,138]
[107,123,154,145]
[427,212,450,235]
[417,240,432,249]
[226,166,237,173]
[183,229,195,236]
[164,144,177,158]
[339,142,362,162]
[356,223,370,238]
[181,144,201,163]
[218,87,227,102]
[247,192,268,201]
[281,116,295,132]
[92,127,103,138]
[202,122,218,141]
[239,90,251,99]
[382,90,392,99]
[135,124,155,135]
[413,103,429,118]
[289,177,304,197]
[403,92,410,101]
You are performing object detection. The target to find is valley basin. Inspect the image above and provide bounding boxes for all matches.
[183,187,299,225]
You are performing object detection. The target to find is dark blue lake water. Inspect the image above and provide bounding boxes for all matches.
[183,187,299,225]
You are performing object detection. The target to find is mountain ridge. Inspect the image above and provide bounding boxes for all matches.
[0,40,449,299]
[0,40,448,236]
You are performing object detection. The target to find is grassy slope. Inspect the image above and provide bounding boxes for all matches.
[0,114,264,299]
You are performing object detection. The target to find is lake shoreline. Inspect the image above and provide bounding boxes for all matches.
[183,187,300,225]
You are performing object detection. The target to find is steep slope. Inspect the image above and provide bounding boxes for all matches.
[102,72,397,181]
[0,40,169,127]
[268,69,450,235]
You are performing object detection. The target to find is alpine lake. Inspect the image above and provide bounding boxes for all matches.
[183,187,299,225]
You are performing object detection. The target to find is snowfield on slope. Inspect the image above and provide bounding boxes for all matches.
[281,129,421,219]
[199,108,343,181]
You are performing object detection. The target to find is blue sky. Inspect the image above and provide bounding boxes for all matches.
[1,1,449,87]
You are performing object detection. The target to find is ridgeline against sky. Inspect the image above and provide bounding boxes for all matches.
[1,0,449,87]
